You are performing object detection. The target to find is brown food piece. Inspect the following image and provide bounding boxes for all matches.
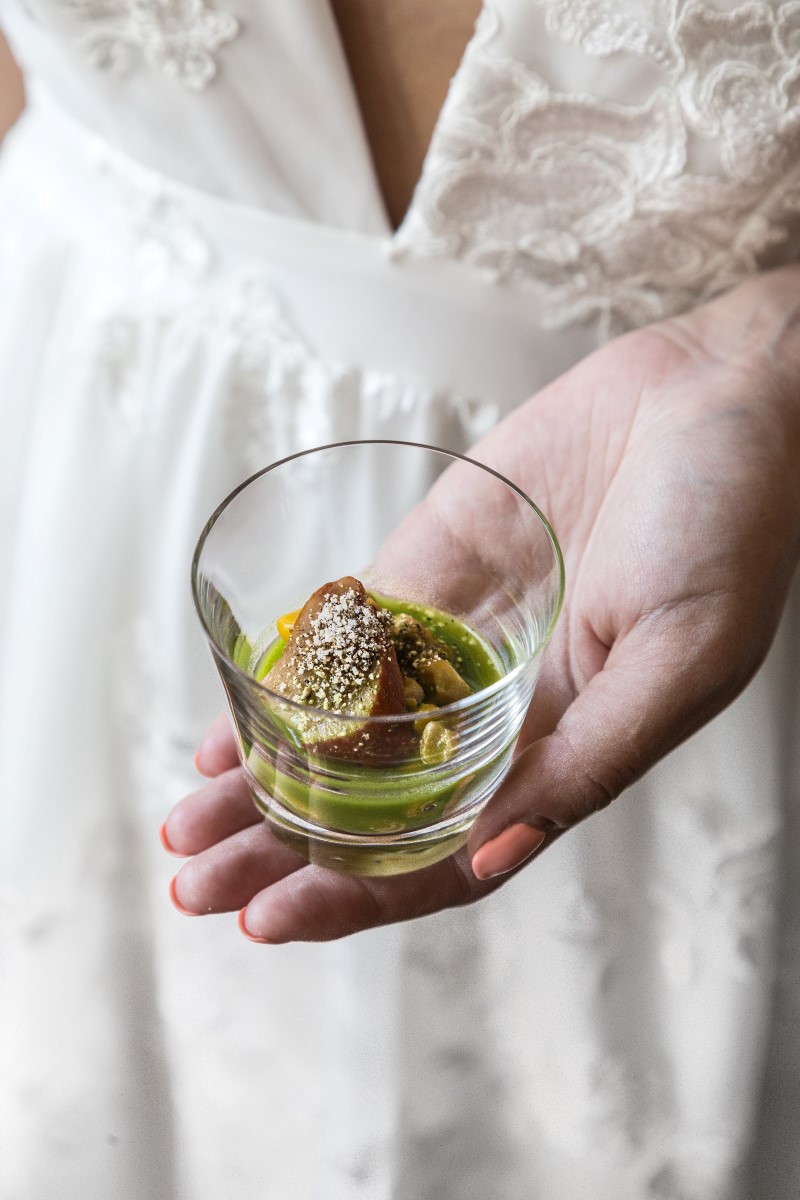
[264,577,411,760]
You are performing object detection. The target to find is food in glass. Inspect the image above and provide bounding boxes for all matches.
[192,441,563,875]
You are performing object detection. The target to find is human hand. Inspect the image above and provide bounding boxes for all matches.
[163,266,800,941]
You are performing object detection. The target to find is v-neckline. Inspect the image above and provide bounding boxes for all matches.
[328,0,488,239]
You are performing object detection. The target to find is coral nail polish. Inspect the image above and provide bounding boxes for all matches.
[194,750,211,777]
[159,822,182,857]
[471,823,546,880]
[238,908,276,945]
[168,875,199,916]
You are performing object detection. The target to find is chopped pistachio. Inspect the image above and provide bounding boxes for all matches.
[403,675,426,711]
[417,658,472,705]
[414,703,439,735]
[419,720,459,766]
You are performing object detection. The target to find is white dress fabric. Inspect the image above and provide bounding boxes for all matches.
[0,3,799,1198]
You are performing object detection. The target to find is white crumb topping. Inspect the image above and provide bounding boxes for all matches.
[291,589,392,712]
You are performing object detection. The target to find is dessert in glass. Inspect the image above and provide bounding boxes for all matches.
[191,441,564,876]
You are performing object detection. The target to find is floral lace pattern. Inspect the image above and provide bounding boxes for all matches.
[395,1,800,338]
[61,0,239,89]
[543,0,683,65]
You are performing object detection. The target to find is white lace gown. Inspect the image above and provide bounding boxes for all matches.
[1,3,799,1198]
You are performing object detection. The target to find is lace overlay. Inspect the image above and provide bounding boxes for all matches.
[543,0,683,64]
[60,0,239,89]
[395,1,800,337]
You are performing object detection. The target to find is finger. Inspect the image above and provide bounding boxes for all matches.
[513,652,575,752]
[170,822,306,914]
[162,767,262,857]
[195,711,240,777]
[239,848,496,943]
[469,607,742,879]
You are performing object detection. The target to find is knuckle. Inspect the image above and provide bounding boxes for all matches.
[448,853,482,906]
[571,759,633,822]
[555,730,633,825]
[352,877,388,930]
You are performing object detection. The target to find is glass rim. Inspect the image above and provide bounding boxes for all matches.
[190,439,565,724]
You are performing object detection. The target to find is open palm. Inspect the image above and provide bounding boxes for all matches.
[164,268,800,942]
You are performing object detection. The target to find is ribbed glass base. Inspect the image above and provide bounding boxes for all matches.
[249,783,476,876]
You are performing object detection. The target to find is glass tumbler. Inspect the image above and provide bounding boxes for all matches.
[191,441,564,876]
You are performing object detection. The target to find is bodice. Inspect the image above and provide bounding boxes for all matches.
[2,0,800,338]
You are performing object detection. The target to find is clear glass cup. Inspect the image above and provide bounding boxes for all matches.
[191,441,564,876]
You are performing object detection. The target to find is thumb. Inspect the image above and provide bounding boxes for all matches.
[468,618,738,880]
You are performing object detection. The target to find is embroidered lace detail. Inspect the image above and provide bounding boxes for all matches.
[542,0,676,65]
[62,0,239,90]
[396,1,800,338]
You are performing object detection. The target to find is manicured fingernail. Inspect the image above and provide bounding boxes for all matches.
[238,908,277,945]
[471,823,546,880]
[169,875,199,916]
[159,822,183,857]
[194,748,212,777]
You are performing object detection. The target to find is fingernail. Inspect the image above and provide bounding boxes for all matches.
[194,748,212,777]
[471,823,546,880]
[159,822,183,857]
[238,908,278,945]
[169,875,199,917]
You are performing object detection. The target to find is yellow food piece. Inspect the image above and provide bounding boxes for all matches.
[403,676,426,711]
[417,658,472,706]
[277,609,301,641]
[413,703,438,734]
[419,720,459,766]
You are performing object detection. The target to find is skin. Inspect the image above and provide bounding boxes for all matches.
[0,34,24,139]
[164,265,800,941]
[330,0,483,228]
